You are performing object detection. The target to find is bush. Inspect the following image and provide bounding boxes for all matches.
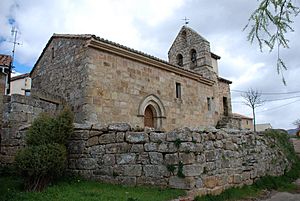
[15,143,67,191]
[26,109,74,146]
[15,108,74,191]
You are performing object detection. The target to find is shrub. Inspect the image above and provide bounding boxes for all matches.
[15,108,74,191]
[26,109,74,146]
[15,143,67,191]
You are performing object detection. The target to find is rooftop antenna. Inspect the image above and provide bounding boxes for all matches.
[10,27,22,69]
[182,17,190,25]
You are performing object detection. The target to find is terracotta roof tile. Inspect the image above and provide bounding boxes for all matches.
[0,54,12,67]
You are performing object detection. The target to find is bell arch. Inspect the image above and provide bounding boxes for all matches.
[138,94,166,129]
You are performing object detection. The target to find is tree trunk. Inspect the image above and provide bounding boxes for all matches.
[252,107,256,132]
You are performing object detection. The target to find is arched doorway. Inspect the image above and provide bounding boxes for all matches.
[144,105,155,128]
[138,94,166,129]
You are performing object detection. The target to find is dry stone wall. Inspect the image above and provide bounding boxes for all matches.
[68,123,290,195]
[0,94,60,165]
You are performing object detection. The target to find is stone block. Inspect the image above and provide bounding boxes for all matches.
[99,133,116,144]
[165,153,179,165]
[179,142,203,153]
[149,132,166,142]
[87,136,99,147]
[94,166,113,176]
[70,130,89,140]
[225,141,237,150]
[233,174,242,184]
[205,150,216,162]
[192,132,202,143]
[204,176,218,188]
[144,165,169,178]
[149,152,163,164]
[158,142,177,153]
[89,145,105,157]
[116,132,125,142]
[136,153,150,164]
[214,141,223,148]
[166,129,192,142]
[144,142,158,151]
[76,158,97,170]
[68,140,86,154]
[108,123,131,132]
[123,165,142,176]
[205,162,216,172]
[103,154,115,165]
[197,154,206,163]
[137,176,168,186]
[183,164,203,176]
[130,144,144,152]
[105,143,131,154]
[195,178,203,188]
[169,176,195,189]
[125,132,149,143]
[179,153,195,164]
[208,132,216,140]
[116,153,136,164]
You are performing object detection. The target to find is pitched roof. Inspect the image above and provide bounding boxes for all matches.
[0,54,12,67]
[30,33,231,86]
[11,73,30,81]
[232,113,253,120]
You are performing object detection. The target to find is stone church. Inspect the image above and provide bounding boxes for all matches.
[30,26,232,131]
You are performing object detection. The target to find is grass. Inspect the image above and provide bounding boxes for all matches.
[0,176,185,201]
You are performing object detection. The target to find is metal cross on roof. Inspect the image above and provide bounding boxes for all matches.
[182,17,190,25]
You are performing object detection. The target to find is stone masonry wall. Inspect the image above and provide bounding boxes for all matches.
[86,47,218,130]
[31,36,90,123]
[68,124,290,195]
[0,94,60,165]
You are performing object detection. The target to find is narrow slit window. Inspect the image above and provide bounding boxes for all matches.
[207,97,211,111]
[51,47,55,59]
[176,82,181,99]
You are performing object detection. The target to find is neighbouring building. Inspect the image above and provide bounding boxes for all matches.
[30,26,233,131]
[256,123,272,132]
[232,113,253,130]
[0,54,12,95]
[10,73,31,96]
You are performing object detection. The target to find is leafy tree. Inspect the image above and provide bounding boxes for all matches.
[15,108,74,191]
[242,89,265,132]
[245,0,300,84]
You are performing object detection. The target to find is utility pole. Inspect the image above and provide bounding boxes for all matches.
[7,27,21,94]
[11,27,21,69]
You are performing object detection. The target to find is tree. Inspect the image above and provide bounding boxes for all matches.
[242,89,265,132]
[244,0,300,84]
[294,119,300,129]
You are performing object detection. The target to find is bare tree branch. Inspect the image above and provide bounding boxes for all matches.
[242,88,265,132]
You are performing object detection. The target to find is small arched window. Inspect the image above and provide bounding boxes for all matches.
[191,49,197,63]
[177,54,183,66]
[181,30,187,41]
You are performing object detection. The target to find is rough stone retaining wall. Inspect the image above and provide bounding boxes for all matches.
[68,123,290,195]
[0,94,60,165]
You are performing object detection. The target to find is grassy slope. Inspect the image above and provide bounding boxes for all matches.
[0,176,185,201]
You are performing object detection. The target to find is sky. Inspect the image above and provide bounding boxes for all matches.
[0,0,299,130]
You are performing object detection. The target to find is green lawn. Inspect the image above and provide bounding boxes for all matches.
[0,176,185,201]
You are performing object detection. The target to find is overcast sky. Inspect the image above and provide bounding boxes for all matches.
[1,0,299,129]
